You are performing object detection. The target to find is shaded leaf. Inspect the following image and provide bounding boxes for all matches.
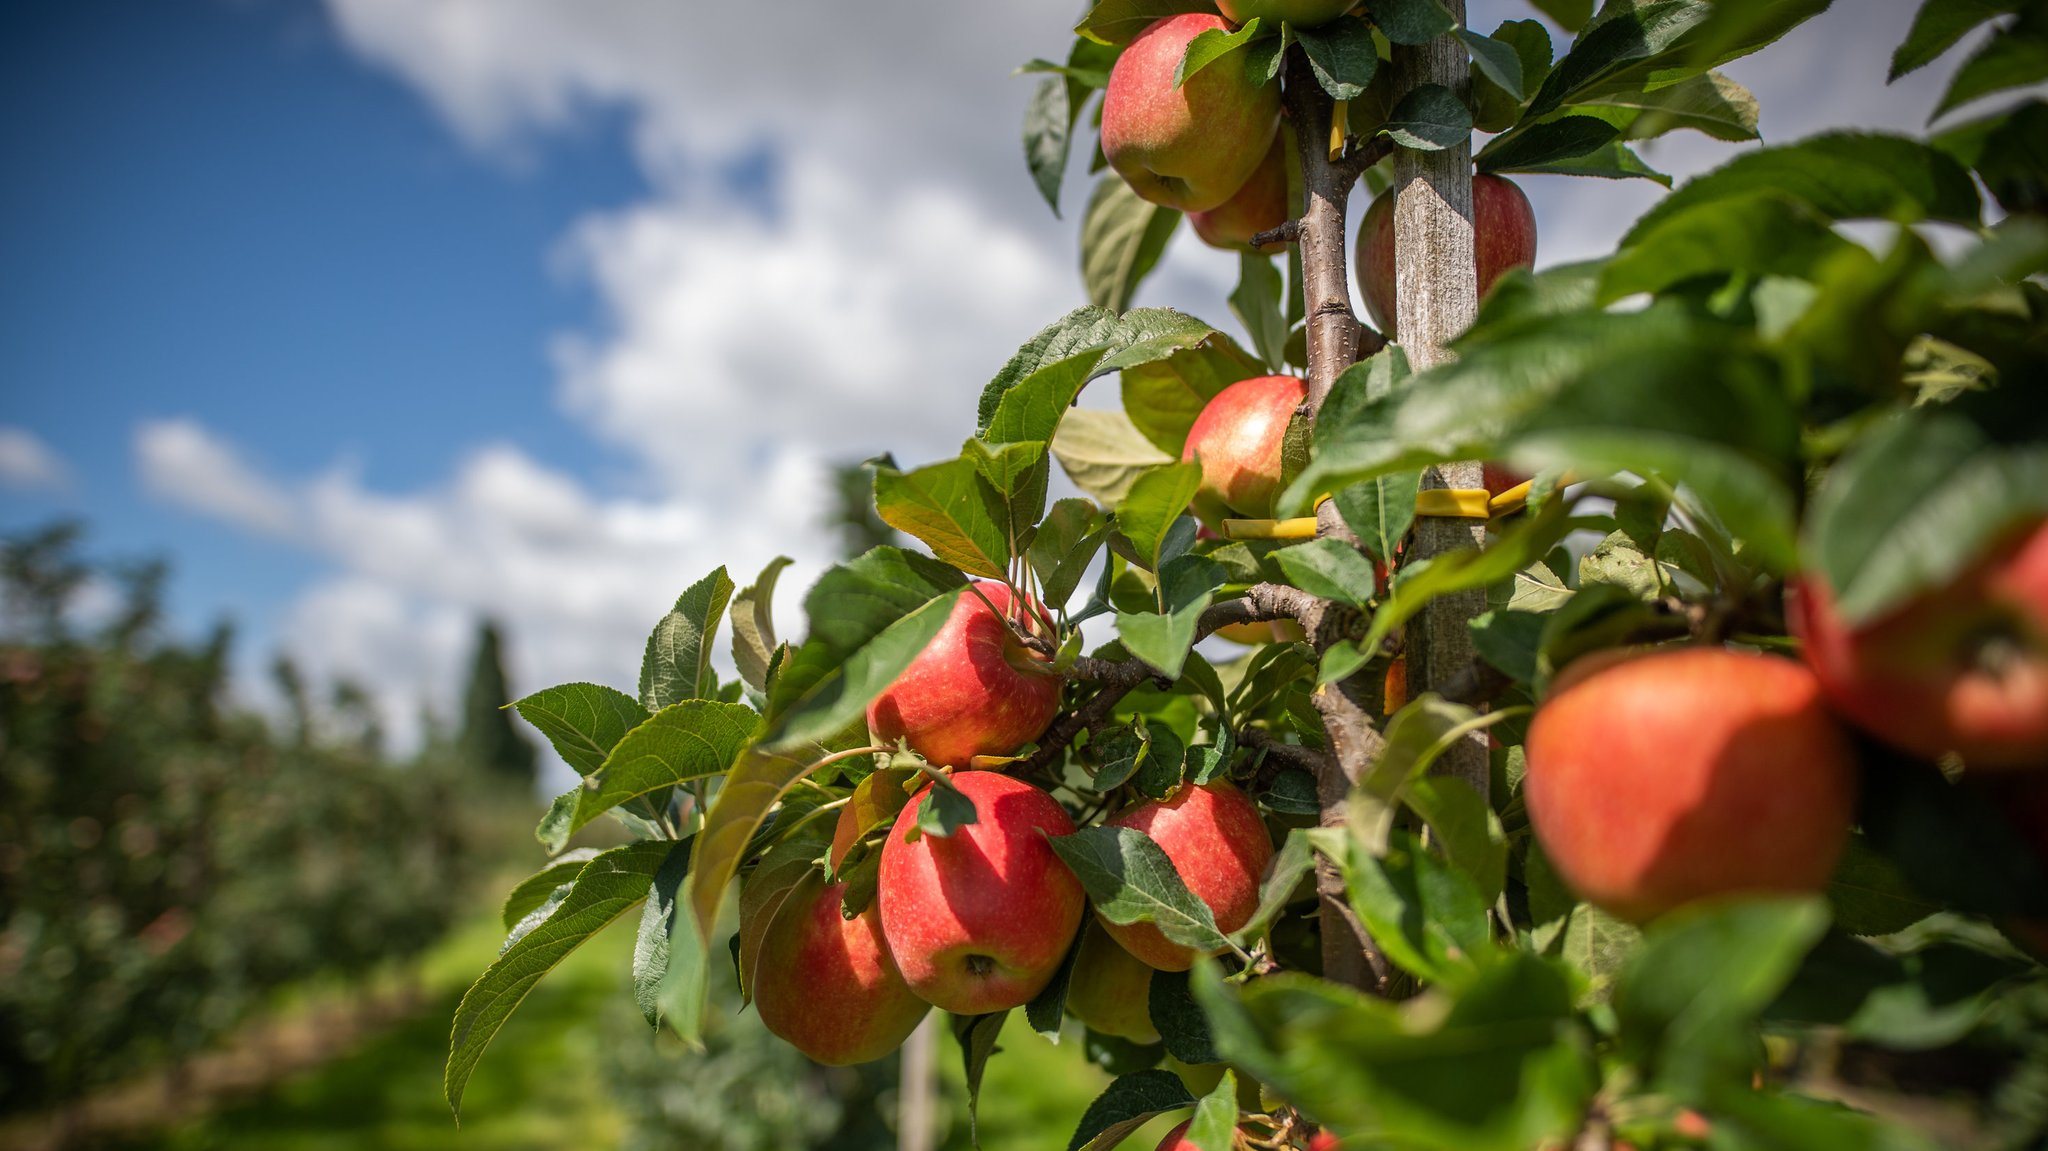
[641,567,734,712]
[1048,826,1233,955]
[1067,1069,1197,1151]
[1382,83,1473,151]
[1084,175,1182,313]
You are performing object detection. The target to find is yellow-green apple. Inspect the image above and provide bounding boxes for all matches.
[878,771,1085,1014]
[1181,375,1307,522]
[1355,173,1537,339]
[741,868,930,1066]
[1065,919,1159,1042]
[1101,781,1274,970]
[1101,14,1282,212]
[1189,137,1289,253]
[867,581,1061,768]
[1524,646,1858,924]
[1789,519,2048,770]
[1217,0,1357,25]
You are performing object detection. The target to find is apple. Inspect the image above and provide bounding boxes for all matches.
[1189,136,1289,254]
[1524,646,1858,924]
[1181,375,1308,522]
[867,581,1062,768]
[878,771,1086,1014]
[1217,0,1357,26]
[1788,519,2048,770]
[1308,1132,1340,1150]
[1064,919,1160,1043]
[1482,462,1528,498]
[1355,173,1537,340]
[1101,14,1282,213]
[1101,781,1274,970]
[743,870,930,1066]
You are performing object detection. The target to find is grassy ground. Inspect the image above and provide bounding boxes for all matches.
[98,908,1184,1151]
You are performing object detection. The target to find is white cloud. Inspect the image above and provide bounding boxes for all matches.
[136,419,297,537]
[0,426,69,492]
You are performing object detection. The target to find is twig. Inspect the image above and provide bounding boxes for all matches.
[1248,219,1303,249]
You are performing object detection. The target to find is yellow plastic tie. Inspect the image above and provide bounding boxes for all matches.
[1487,478,1535,518]
[1413,488,1493,519]
[1221,517,1319,541]
[1329,100,1349,162]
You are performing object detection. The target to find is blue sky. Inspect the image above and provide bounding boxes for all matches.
[0,0,2002,771]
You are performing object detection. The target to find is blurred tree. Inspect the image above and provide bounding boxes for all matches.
[828,460,900,560]
[457,619,536,791]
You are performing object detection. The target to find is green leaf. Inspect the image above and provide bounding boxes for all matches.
[1198,957,1593,1151]
[1177,19,1265,87]
[1084,175,1182,313]
[1345,829,1494,983]
[447,840,673,1116]
[986,348,1112,447]
[1372,0,1455,45]
[1067,1069,1197,1151]
[764,547,966,748]
[1117,553,1228,679]
[731,556,792,696]
[1477,116,1620,172]
[1404,775,1508,904]
[954,1010,1010,1146]
[1333,471,1420,567]
[1613,897,1830,1096]
[1025,76,1075,216]
[1525,839,1641,998]
[631,837,694,1027]
[558,700,758,846]
[965,438,1052,558]
[915,772,980,838]
[1229,827,1322,946]
[1053,408,1177,507]
[1577,71,1759,143]
[1150,968,1219,1064]
[1118,337,1267,457]
[1272,538,1380,607]
[640,567,734,712]
[1526,0,1712,120]
[1031,498,1113,610]
[1934,99,2048,216]
[1185,1068,1239,1151]
[1622,133,1982,246]
[1935,15,2048,117]
[1076,0,1216,46]
[1826,834,1943,938]
[513,682,649,778]
[873,456,1011,579]
[1893,0,2022,80]
[1459,28,1525,100]
[1804,407,2048,624]
[500,849,600,930]
[1528,0,1591,32]
[1117,461,1204,572]
[1500,138,1670,183]
[1027,932,1085,1040]
[1473,20,1553,133]
[1605,192,1859,302]
[736,835,829,1003]
[1048,826,1233,955]
[1358,499,1579,663]
[1382,83,1473,151]
[1229,251,1288,372]
[1295,16,1378,99]
[979,306,1122,434]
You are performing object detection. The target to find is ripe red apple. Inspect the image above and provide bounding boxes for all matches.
[742,871,930,1066]
[1482,462,1528,498]
[1217,0,1357,25]
[1524,646,1858,924]
[878,771,1086,1014]
[1101,14,1282,213]
[1101,781,1274,970]
[1065,919,1160,1043]
[1355,173,1537,340]
[867,581,1061,768]
[1181,375,1307,522]
[1188,136,1288,254]
[1788,519,2048,770]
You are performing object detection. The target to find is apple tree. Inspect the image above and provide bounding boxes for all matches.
[447,1,2048,1148]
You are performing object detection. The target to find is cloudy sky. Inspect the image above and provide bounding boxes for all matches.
[0,0,1999,783]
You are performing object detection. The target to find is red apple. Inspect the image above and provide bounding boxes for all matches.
[1789,519,2048,770]
[1101,781,1274,970]
[1101,14,1282,213]
[1189,136,1289,254]
[878,771,1086,1014]
[1217,0,1356,25]
[1181,375,1307,522]
[1065,919,1160,1043]
[743,870,930,1066]
[1308,1132,1340,1150]
[1355,173,1537,340]
[867,581,1061,768]
[1524,647,1858,924]
[1482,462,1528,498]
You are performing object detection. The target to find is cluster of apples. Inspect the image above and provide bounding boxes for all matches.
[1527,520,2048,926]
[740,583,1279,1070]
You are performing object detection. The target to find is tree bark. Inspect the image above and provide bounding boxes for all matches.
[1391,2,1489,799]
